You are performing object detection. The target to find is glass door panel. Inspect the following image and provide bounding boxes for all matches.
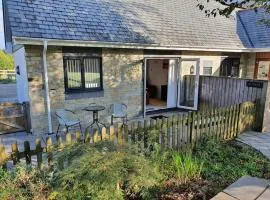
[177,58,200,110]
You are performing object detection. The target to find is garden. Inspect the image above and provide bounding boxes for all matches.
[0,135,270,200]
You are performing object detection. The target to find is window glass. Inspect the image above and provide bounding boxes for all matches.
[64,57,102,92]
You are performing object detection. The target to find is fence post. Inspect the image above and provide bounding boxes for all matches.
[11,142,19,165]
[24,141,31,165]
[35,138,43,169]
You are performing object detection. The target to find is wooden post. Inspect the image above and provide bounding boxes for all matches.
[46,137,53,168]
[11,142,19,165]
[35,138,43,169]
[0,144,8,169]
[24,141,31,165]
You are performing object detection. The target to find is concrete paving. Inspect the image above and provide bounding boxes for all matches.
[211,176,270,200]
[237,131,270,160]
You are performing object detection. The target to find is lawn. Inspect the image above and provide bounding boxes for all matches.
[0,138,269,200]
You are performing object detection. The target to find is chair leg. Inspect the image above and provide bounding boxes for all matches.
[66,126,69,134]
[111,116,114,125]
[56,124,60,135]
[79,123,83,135]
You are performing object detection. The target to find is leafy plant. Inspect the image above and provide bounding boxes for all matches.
[49,141,164,200]
[172,151,203,183]
[0,165,52,200]
[194,138,270,196]
[0,50,14,70]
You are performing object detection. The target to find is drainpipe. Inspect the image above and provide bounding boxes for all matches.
[42,40,53,134]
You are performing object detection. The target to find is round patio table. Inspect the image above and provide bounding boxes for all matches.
[83,105,106,133]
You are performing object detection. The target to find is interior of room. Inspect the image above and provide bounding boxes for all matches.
[146,59,169,111]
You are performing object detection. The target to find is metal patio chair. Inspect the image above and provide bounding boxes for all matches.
[56,109,82,135]
[109,103,128,125]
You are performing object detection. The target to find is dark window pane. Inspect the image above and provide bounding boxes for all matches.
[66,59,82,88]
[83,58,101,89]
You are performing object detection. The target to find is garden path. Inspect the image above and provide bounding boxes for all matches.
[211,176,270,200]
[237,131,270,160]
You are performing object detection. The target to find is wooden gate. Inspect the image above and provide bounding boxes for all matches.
[0,102,31,134]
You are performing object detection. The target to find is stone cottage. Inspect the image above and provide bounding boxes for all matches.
[3,0,270,134]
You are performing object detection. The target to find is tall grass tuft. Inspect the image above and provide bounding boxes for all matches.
[172,151,203,183]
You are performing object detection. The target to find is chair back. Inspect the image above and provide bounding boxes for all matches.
[110,103,127,115]
[56,109,72,125]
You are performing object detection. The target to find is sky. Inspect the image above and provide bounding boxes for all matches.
[0,0,5,50]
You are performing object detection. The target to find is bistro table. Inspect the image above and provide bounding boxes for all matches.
[83,105,106,133]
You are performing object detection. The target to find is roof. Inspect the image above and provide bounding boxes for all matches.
[237,8,270,48]
[4,0,266,50]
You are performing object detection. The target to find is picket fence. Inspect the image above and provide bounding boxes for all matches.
[0,101,256,168]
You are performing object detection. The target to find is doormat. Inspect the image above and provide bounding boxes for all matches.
[150,115,168,120]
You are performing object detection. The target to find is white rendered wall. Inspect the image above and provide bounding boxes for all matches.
[0,0,5,50]
[14,47,29,103]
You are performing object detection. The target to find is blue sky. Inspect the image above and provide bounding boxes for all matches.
[0,0,5,50]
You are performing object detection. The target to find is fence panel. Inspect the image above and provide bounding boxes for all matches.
[0,101,256,168]
[185,75,268,131]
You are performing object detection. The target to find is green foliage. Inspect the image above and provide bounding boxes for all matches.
[172,151,203,183]
[0,50,14,70]
[0,165,52,200]
[49,141,165,200]
[194,138,270,196]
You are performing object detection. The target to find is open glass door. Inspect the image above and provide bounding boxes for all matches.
[177,58,200,110]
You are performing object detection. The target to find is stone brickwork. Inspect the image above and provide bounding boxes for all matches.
[241,52,256,79]
[24,45,258,135]
[25,46,143,135]
[263,81,270,132]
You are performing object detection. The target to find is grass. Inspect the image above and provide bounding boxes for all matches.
[0,138,270,200]
[193,138,270,197]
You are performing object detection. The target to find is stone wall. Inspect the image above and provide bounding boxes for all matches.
[263,81,270,132]
[25,46,144,135]
[241,53,256,79]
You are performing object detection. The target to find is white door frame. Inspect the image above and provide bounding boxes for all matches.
[143,57,181,118]
[177,58,200,111]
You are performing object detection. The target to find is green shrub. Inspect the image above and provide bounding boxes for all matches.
[194,138,270,196]
[50,141,165,200]
[172,151,203,183]
[0,165,52,200]
[0,50,14,70]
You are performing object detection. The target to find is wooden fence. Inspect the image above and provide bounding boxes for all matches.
[0,101,256,168]
[184,75,268,131]
[0,70,16,81]
[0,102,31,134]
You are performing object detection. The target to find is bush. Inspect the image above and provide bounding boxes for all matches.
[194,138,270,196]
[0,165,52,200]
[0,50,14,70]
[49,141,165,200]
[172,151,203,183]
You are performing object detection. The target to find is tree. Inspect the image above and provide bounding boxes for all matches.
[0,50,14,70]
[197,0,270,24]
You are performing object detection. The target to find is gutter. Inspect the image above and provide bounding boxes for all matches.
[42,40,53,134]
[12,37,264,53]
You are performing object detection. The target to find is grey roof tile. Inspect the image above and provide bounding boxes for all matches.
[237,8,270,48]
[5,0,260,49]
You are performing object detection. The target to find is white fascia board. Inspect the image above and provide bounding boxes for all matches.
[12,37,256,53]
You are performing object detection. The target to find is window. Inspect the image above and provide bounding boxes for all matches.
[63,57,103,93]
[220,57,240,77]
[203,60,213,75]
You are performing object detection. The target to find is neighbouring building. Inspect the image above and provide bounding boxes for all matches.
[3,0,270,134]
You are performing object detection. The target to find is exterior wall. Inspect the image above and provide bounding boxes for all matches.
[24,46,258,134]
[25,46,143,135]
[240,52,256,79]
[14,46,29,103]
[263,81,270,133]
[181,51,222,76]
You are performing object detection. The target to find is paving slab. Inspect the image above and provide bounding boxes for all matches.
[210,192,237,200]
[237,131,270,160]
[257,188,270,200]
[223,176,269,200]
